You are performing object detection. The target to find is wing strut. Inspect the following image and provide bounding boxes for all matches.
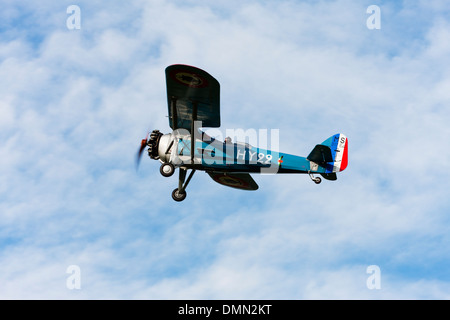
[170,97,178,129]
[190,101,198,164]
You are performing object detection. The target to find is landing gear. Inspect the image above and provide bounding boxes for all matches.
[160,163,175,177]
[308,171,322,184]
[172,188,187,202]
[171,168,196,202]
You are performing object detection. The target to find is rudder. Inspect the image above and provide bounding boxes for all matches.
[320,133,348,173]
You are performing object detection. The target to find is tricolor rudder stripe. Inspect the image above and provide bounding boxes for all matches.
[320,133,348,173]
[332,133,348,172]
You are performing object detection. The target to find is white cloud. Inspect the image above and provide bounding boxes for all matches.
[1,0,450,299]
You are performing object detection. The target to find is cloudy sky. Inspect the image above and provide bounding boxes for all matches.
[1,0,450,299]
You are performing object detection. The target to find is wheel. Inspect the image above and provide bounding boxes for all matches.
[172,188,187,202]
[160,163,175,177]
[314,177,322,184]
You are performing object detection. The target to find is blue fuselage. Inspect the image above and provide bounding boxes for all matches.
[175,138,315,174]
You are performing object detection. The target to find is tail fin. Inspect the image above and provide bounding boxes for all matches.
[307,133,348,173]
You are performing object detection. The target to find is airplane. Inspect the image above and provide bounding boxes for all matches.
[136,64,348,201]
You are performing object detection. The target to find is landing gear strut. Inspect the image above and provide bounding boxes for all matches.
[172,168,196,202]
[308,171,322,184]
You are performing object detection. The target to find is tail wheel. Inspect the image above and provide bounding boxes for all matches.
[308,171,322,185]
[172,188,187,202]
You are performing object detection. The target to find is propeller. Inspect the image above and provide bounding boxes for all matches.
[135,132,149,171]
[135,129,163,171]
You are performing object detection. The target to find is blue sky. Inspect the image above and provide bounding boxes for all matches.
[1,0,450,299]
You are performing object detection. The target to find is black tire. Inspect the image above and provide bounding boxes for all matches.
[172,188,186,202]
[160,163,175,177]
[314,177,322,184]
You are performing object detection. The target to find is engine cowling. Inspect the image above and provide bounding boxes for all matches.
[147,130,174,163]
[147,130,163,160]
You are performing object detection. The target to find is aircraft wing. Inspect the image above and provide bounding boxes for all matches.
[165,64,220,131]
[207,172,259,191]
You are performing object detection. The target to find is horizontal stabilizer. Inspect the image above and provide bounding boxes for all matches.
[207,172,258,190]
[320,173,337,181]
[307,145,333,164]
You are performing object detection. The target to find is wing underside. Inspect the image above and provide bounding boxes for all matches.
[207,172,259,191]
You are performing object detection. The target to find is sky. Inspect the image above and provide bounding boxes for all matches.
[1,0,450,299]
